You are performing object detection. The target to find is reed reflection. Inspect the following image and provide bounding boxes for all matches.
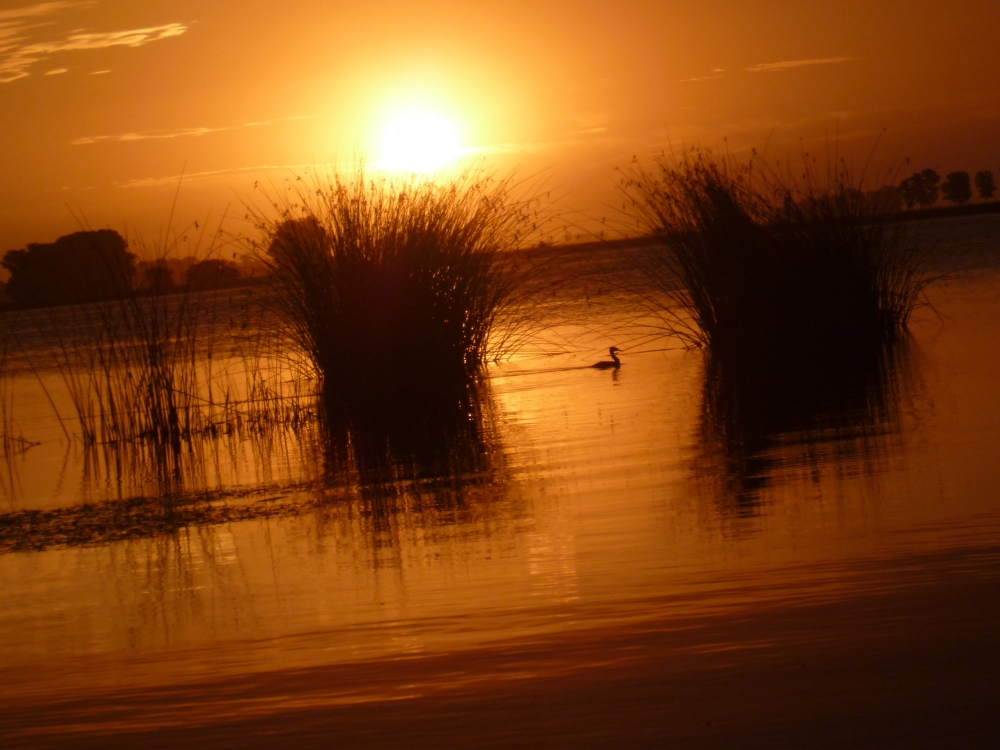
[693,338,914,512]
[0,376,518,655]
[0,372,512,554]
[309,373,512,544]
[319,373,502,482]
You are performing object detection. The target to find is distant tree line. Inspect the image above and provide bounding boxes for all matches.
[898,168,996,209]
[0,230,250,309]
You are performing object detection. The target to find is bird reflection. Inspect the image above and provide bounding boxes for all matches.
[693,336,916,513]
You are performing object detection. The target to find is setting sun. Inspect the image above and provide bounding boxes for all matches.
[375,109,464,173]
[3,2,1000,748]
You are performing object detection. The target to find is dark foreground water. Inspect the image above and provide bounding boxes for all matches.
[1,215,999,748]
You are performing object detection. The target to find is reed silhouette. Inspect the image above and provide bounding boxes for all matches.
[5,223,305,454]
[254,169,543,394]
[619,149,929,359]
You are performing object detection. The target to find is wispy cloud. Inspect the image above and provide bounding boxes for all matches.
[745,56,857,73]
[0,2,185,83]
[679,74,724,83]
[678,67,727,83]
[570,126,608,136]
[473,124,614,156]
[0,2,90,22]
[72,116,313,146]
[115,162,342,189]
[74,126,225,145]
[473,140,562,156]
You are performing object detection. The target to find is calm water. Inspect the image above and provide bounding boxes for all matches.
[2,214,1000,748]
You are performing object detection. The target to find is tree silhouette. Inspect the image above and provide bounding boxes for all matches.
[898,176,920,209]
[975,170,996,201]
[142,263,176,295]
[941,171,972,205]
[1,230,135,308]
[899,169,940,209]
[185,258,241,290]
[865,185,903,213]
[920,169,941,206]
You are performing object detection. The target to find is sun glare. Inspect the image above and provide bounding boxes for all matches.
[376,109,464,173]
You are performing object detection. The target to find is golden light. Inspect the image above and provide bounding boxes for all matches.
[375,109,464,173]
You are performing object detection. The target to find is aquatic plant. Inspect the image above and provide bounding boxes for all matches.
[618,149,929,356]
[252,168,543,392]
[12,221,309,455]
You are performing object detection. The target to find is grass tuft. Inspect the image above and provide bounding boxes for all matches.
[618,148,929,357]
[252,168,542,392]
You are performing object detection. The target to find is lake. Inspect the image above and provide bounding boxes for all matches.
[1,214,999,748]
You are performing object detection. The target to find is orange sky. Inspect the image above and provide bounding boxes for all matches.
[2,0,999,254]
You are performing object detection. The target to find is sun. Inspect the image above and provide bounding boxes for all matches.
[375,109,464,173]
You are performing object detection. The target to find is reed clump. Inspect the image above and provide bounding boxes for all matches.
[17,227,304,451]
[254,169,540,392]
[619,149,928,357]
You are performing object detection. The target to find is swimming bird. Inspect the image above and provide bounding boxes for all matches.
[591,346,622,370]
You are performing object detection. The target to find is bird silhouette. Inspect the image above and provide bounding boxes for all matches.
[591,346,622,370]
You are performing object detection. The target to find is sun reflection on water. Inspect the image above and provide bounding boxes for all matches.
[2,230,1000,744]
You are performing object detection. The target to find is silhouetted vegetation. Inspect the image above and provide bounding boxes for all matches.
[0,232,251,312]
[896,167,999,209]
[899,169,941,209]
[1,230,136,308]
[974,170,996,201]
[186,258,242,290]
[8,225,296,455]
[941,171,972,205]
[0,373,508,552]
[254,169,542,393]
[140,262,177,295]
[865,184,903,213]
[619,149,927,358]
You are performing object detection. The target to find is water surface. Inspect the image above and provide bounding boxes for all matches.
[2,214,1000,748]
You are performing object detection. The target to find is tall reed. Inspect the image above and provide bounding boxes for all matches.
[33,235,213,447]
[15,225,297,453]
[252,168,542,392]
[619,149,928,356]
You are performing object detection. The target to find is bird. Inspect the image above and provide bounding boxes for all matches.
[591,346,622,370]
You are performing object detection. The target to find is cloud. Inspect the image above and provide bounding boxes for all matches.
[0,2,185,83]
[570,126,608,136]
[678,67,728,82]
[745,57,857,73]
[475,129,618,157]
[115,162,341,189]
[0,2,90,22]
[679,74,724,83]
[474,140,558,156]
[72,116,314,146]
[74,126,223,145]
